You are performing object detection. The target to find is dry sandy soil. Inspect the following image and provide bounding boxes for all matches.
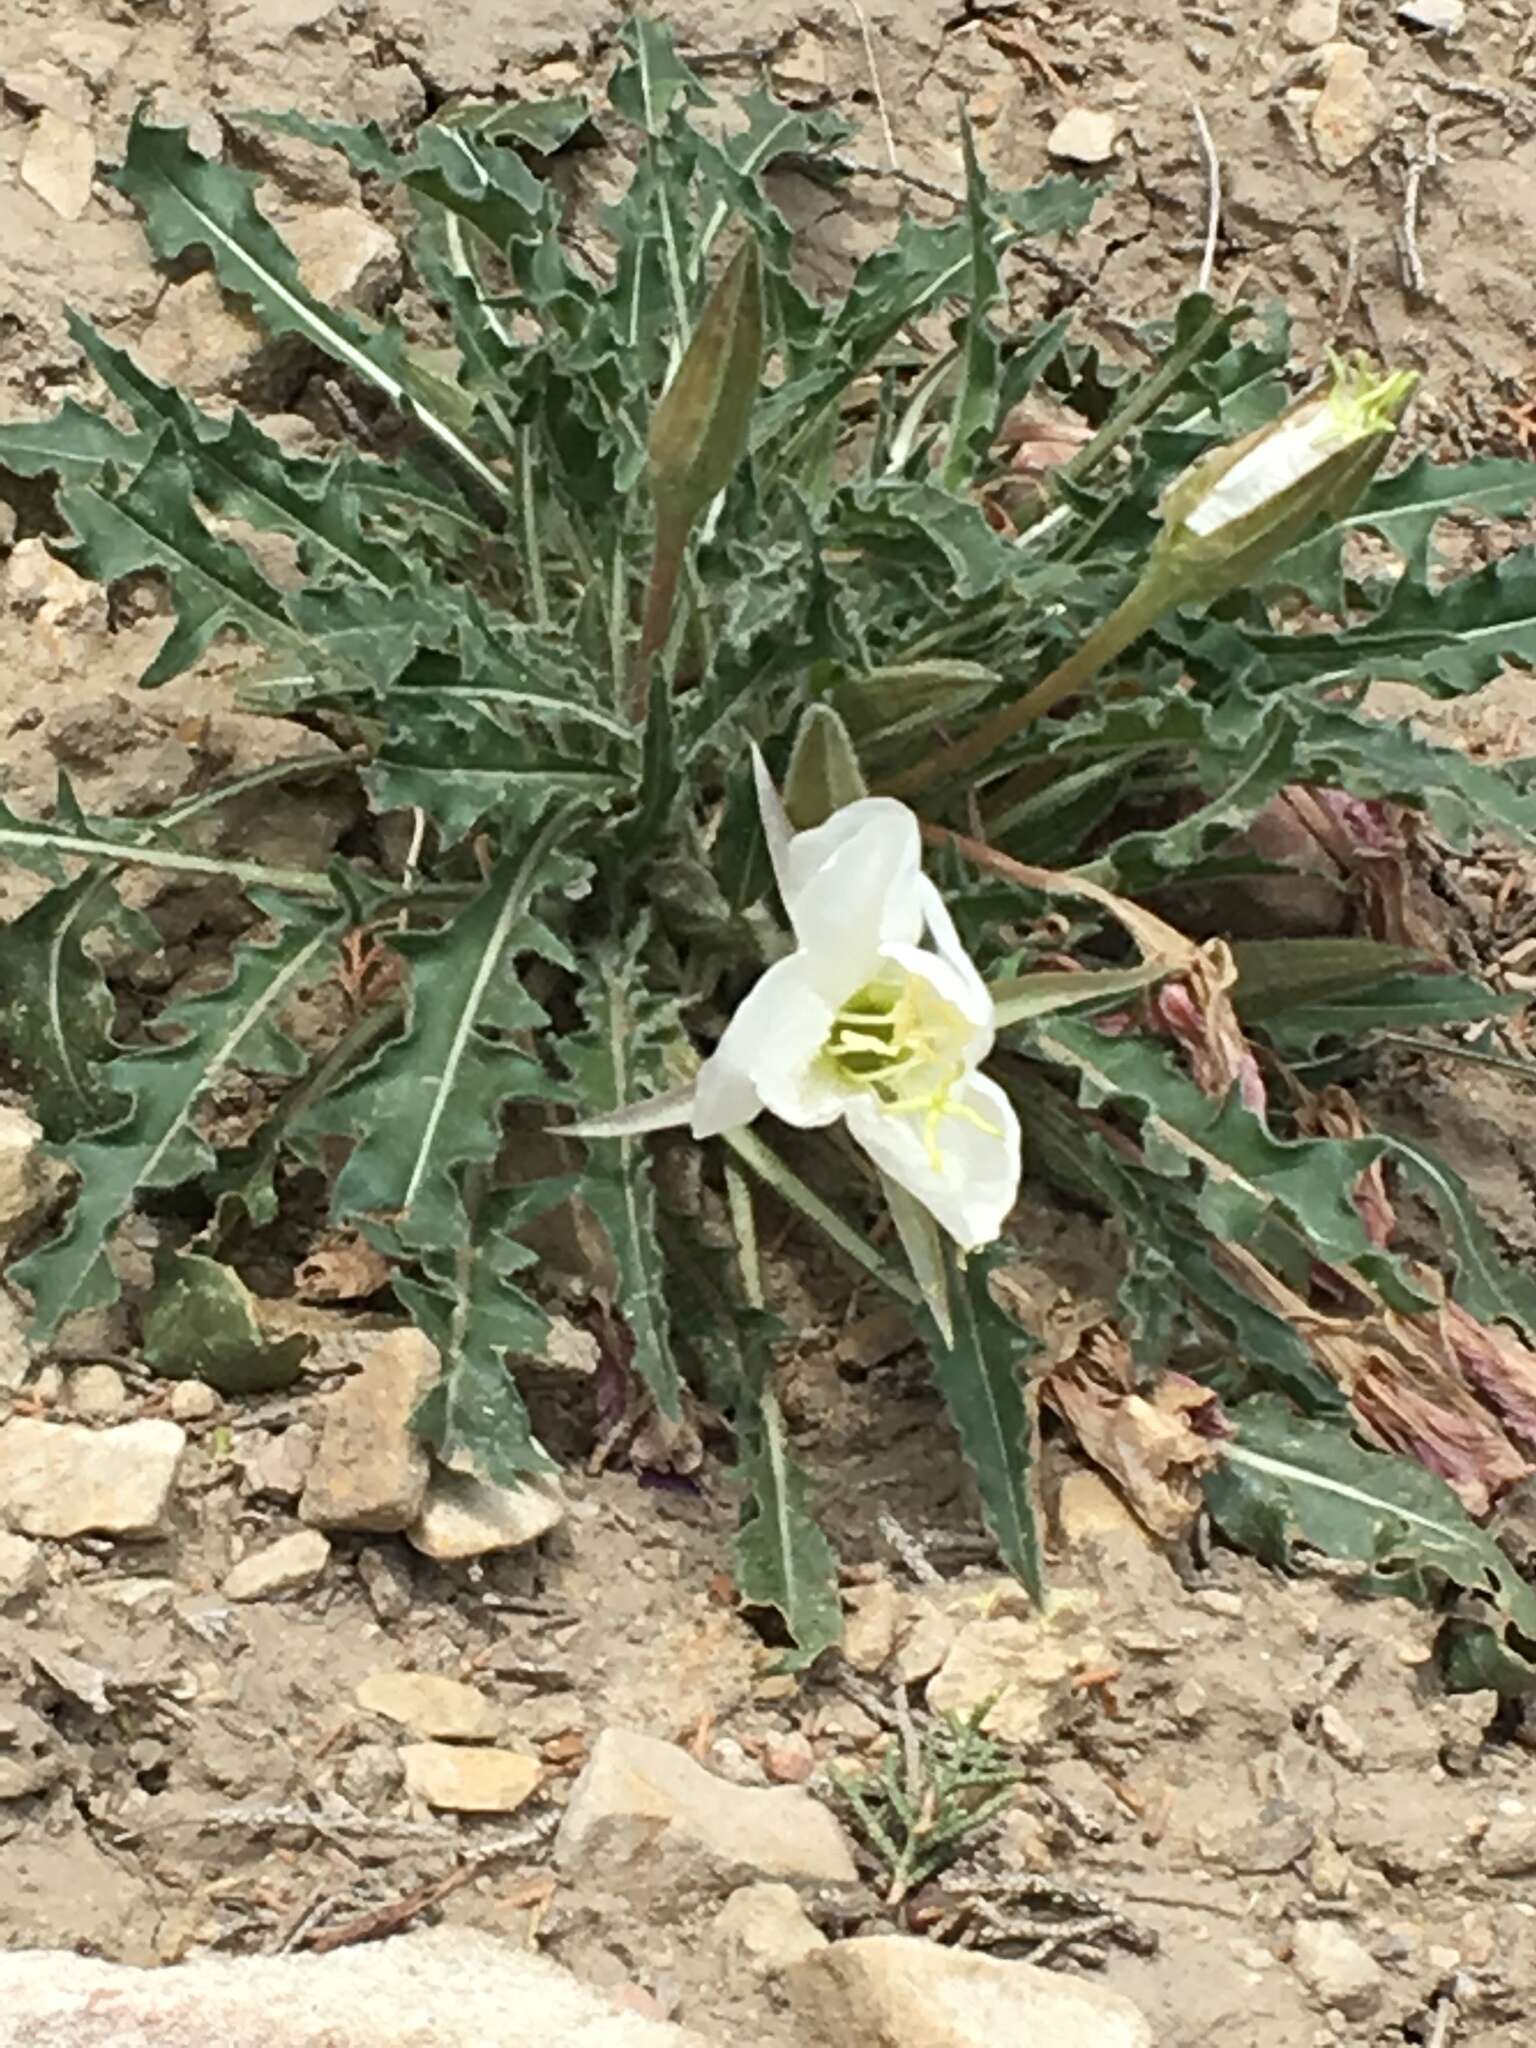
[4,3,1536,2046]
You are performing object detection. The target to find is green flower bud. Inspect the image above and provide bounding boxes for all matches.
[1149,353,1418,603]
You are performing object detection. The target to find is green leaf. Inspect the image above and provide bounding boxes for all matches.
[366,705,621,844]
[1206,1395,1536,1667]
[0,398,154,484]
[648,236,764,529]
[319,832,579,1250]
[392,1196,559,1483]
[1384,1137,1536,1339]
[1279,450,1536,595]
[941,115,1001,492]
[112,112,510,503]
[1257,973,1521,1055]
[562,938,683,1420]
[1229,938,1429,1021]
[141,1250,310,1392]
[68,312,405,588]
[13,900,335,1340]
[608,14,711,136]
[734,1388,844,1665]
[57,432,305,687]
[926,1246,1043,1601]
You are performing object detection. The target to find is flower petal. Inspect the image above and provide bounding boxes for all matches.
[844,1071,1020,1250]
[691,954,844,1138]
[564,1082,699,1140]
[781,797,924,969]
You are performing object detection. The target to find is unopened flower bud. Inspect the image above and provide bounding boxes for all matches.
[1150,353,1418,603]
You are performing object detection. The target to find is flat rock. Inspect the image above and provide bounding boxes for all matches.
[1399,0,1464,29]
[301,1329,437,1533]
[0,1533,45,1603]
[357,1670,501,1742]
[400,1741,542,1813]
[843,1579,900,1674]
[1290,1918,1383,2017]
[168,1380,220,1423]
[1480,1812,1536,1877]
[0,1928,711,2046]
[407,1468,565,1561]
[787,1935,1153,2048]
[136,273,267,398]
[1311,44,1386,171]
[556,1728,856,1886]
[223,1529,331,1602]
[68,1364,129,1421]
[0,1418,184,1539]
[19,110,95,221]
[1047,107,1120,166]
[715,1883,828,1977]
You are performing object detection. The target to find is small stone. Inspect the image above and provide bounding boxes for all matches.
[19,110,95,221]
[0,1294,30,1393]
[223,1529,331,1602]
[1047,107,1120,166]
[1193,1588,1244,1618]
[301,1330,438,1533]
[0,1533,45,1603]
[715,1883,828,1978]
[788,1935,1153,2048]
[1311,44,1387,171]
[0,1418,184,1539]
[765,1731,815,1785]
[1315,1703,1365,1767]
[1290,1919,1384,2019]
[893,1599,958,1686]
[357,1671,502,1743]
[1174,1679,1208,1723]
[843,1579,900,1675]
[358,1544,414,1623]
[137,274,266,398]
[1479,1812,1536,1877]
[407,1469,565,1562]
[1281,0,1340,47]
[169,1380,220,1423]
[67,1364,128,1421]
[0,1107,61,1257]
[337,1741,404,1810]
[556,1728,857,1886]
[285,205,401,310]
[241,1425,316,1499]
[1398,0,1464,30]
[400,1741,542,1814]
[1309,1834,1353,1901]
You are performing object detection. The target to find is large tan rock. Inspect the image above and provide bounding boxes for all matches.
[357,1669,501,1742]
[787,1935,1154,2048]
[0,1419,184,1539]
[406,1468,564,1560]
[300,1329,437,1533]
[399,1742,542,1814]
[556,1728,856,1886]
[0,1929,712,2046]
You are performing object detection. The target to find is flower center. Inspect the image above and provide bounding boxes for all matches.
[822,974,998,1169]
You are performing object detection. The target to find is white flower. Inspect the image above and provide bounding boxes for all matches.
[577,758,1021,1252]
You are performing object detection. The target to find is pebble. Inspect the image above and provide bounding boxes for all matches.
[67,1364,128,1421]
[356,1670,501,1743]
[223,1529,331,1602]
[1281,0,1340,47]
[1046,107,1121,166]
[1310,44,1387,171]
[400,1741,543,1814]
[1479,1812,1536,1877]
[1398,0,1464,30]
[927,1591,1110,1744]
[842,1579,900,1674]
[788,1935,1153,2048]
[18,110,95,221]
[168,1380,220,1423]
[300,1329,437,1533]
[358,1544,414,1623]
[241,1425,315,1500]
[764,1731,815,1785]
[1290,1919,1384,2018]
[0,1533,45,1603]
[0,1417,184,1539]
[556,1728,856,1886]
[715,1883,828,1977]
[406,1469,565,1562]
[0,1930,710,2046]
[0,1107,62,1257]
[286,204,402,311]
[136,274,266,399]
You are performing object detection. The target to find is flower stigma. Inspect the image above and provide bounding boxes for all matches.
[822,973,1001,1171]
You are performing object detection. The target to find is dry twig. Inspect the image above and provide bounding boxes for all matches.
[1189,103,1221,295]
